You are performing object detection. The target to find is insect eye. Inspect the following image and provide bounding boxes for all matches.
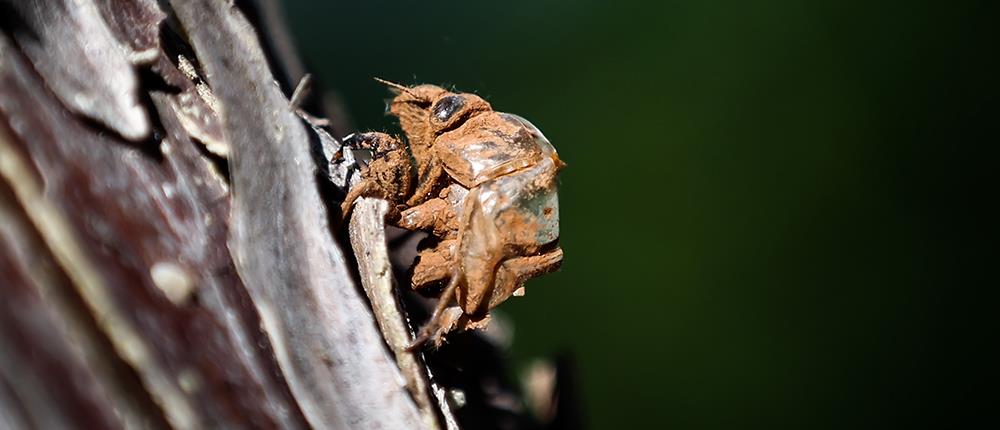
[432,95,465,122]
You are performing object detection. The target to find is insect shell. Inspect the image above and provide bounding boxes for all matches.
[341,80,565,348]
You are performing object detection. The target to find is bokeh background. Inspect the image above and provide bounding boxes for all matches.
[282,1,995,428]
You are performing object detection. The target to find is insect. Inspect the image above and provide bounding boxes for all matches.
[341,79,565,348]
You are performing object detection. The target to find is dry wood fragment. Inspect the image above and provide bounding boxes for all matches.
[3,0,150,139]
[349,197,461,430]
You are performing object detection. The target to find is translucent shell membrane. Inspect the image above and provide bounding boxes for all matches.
[435,112,543,188]
[477,114,560,246]
[477,159,560,246]
[439,112,561,246]
[502,113,557,157]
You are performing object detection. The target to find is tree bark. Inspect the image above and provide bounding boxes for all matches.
[0,0,556,428]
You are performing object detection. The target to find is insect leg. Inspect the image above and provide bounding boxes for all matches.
[453,194,505,317]
[398,198,455,237]
[407,189,480,350]
[410,238,456,290]
[339,179,374,217]
[405,160,445,206]
[339,132,416,220]
[487,247,564,310]
[406,271,463,350]
[343,132,405,158]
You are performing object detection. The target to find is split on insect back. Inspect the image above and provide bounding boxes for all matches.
[341,78,566,349]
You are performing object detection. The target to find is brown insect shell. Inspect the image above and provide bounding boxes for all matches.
[428,93,492,134]
[440,113,561,246]
[434,111,548,189]
[442,113,562,315]
[451,166,561,315]
[388,85,448,168]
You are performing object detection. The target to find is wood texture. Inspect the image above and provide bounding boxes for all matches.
[0,0,550,428]
[0,0,428,428]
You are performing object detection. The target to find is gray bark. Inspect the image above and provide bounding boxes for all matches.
[0,0,435,428]
[0,0,551,428]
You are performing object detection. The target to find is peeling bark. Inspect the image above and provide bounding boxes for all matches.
[0,0,546,429]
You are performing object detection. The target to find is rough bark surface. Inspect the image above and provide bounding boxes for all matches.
[0,0,557,429]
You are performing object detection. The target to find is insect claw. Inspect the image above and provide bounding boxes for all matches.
[406,329,432,351]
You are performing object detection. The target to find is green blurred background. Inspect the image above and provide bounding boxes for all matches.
[282,1,995,428]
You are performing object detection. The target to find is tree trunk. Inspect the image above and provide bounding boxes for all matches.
[0,1,548,429]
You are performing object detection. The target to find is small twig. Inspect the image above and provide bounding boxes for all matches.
[290,74,331,127]
[289,73,312,108]
[348,197,460,430]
